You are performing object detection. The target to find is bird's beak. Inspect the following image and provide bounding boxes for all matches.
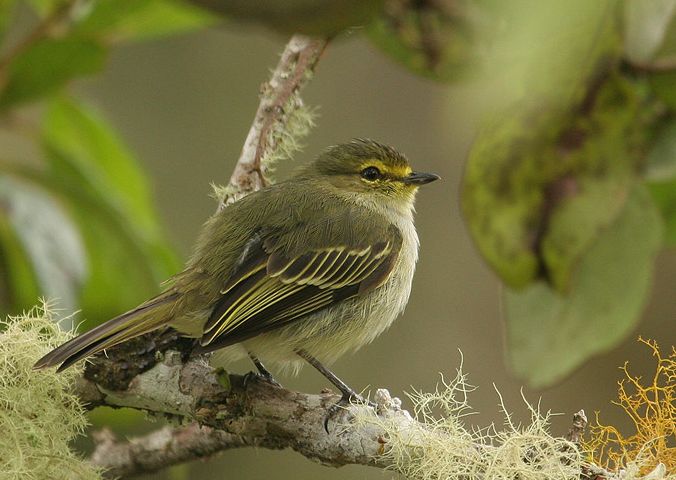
[402,171,440,185]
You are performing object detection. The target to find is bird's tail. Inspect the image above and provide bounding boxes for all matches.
[33,291,180,372]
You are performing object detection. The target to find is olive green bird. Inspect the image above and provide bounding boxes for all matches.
[34,139,439,407]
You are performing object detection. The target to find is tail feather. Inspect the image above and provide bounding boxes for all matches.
[33,292,179,371]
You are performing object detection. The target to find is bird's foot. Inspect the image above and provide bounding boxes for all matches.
[243,370,282,389]
[323,391,376,433]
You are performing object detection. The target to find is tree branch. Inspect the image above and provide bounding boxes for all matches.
[90,423,248,478]
[218,34,327,209]
[81,351,405,477]
[78,347,621,479]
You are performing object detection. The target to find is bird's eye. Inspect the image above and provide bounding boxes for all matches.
[360,166,381,181]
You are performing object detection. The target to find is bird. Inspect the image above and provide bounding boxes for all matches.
[34,138,439,413]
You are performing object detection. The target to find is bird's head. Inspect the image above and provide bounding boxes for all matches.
[303,139,439,203]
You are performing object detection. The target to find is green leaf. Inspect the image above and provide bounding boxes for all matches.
[189,0,382,36]
[0,175,86,316]
[649,72,676,109]
[62,188,167,326]
[539,178,629,292]
[0,37,107,110]
[644,119,676,181]
[0,162,168,325]
[0,208,40,316]
[41,97,179,324]
[624,0,676,63]
[366,1,482,82]
[75,0,214,41]
[643,120,676,246]
[44,96,178,270]
[504,185,663,388]
[0,0,17,43]
[648,181,676,246]
[462,74,649,290]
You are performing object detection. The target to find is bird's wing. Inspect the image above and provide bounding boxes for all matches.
[197,225,402,351]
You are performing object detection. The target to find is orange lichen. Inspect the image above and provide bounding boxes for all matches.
[584,338,675,475]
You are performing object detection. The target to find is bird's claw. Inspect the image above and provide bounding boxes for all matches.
[243,370,282,389]
[323,392,376,433]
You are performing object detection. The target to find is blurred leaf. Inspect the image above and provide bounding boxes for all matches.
[624,0,676,63]
[24,0,61,16]
[644,119,676,181]
[650,71,676,109]
[368,1,619,88]
[189,0,384,35]
[0,0,17,42]
[42,97,179,324]
[62,188,166,327]
[643,120,676,246]
[648,181,676,246]
[0,37,106,110]
[75,0,215,41]
[504,185,663,388]
[0,202,40,316]
[540,177,629,292]
[0,175,86,315]
[462,74,649,289]
[367,0,488,82]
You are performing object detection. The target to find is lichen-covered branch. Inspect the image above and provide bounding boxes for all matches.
[89,423,247,478]
[79,350,407,477]
[218,34,327,209]
[75,347,629,480]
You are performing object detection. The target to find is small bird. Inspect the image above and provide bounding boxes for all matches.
[34,139,439,409]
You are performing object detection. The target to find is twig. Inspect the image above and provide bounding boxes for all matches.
[565,409,588,444]
[90,423,248,478]
[218,34,327,210]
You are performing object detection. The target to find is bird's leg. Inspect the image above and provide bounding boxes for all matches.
[296,349,375,432]
[244,352,282,388]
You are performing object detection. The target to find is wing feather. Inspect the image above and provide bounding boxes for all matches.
[198,227,402,351]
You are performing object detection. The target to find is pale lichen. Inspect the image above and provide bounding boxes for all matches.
[0,302,102,480]
[355,357,582,480]
[259,97,317,176]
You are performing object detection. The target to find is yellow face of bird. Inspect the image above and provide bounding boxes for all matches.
[312,139,439,201]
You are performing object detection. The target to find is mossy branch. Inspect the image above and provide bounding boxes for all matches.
[215,34,327,209]
[2,307,672,479]
[73,340,632,480]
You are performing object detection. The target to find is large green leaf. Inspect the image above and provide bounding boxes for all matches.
[504,185,663,388]
[462,75,648,290]
[0,204,40,316]
[644,119,676,182]
[189,0,383,35]
[44,97,178,272]
[0,0,16,43]
[0,38,106,110]
[0,175,86,317]
[368,0,619,87]
[648,181,676,247]
[41,97,179,325]
[74,0,214,41]
[644,119,676,246]
[0,162,168,326]
[366,0,486,82]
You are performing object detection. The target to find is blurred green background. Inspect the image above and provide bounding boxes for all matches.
[1,1,674,479]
